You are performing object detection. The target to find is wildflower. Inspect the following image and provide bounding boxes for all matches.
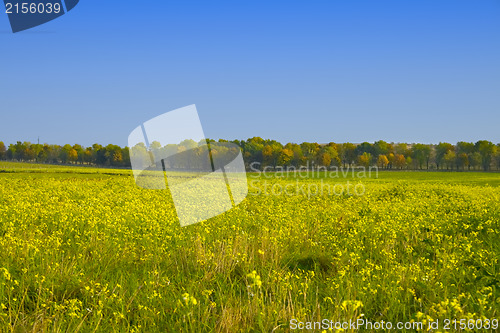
[247,270,262,288]
[182,293,197,306]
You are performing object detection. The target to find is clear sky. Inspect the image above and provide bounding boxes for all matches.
[1,0,499,147]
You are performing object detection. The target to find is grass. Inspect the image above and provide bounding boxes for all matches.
[0,162,499,332]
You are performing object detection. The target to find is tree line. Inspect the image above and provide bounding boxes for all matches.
[0,142,129,167]
[1,138,499,171]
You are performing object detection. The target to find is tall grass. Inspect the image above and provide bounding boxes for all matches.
[0,162,498,332]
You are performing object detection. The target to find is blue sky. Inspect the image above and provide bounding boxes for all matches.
[1,0,499,146]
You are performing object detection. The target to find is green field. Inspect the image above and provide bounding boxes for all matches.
[0,162,499,332]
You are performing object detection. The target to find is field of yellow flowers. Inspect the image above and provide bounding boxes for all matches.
[0,162,499,332]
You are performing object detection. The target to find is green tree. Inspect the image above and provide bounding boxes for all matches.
[28,143,43,162]
[496,144,500,170]
[475,140,496,171]
[12,142,23,161]
[73,144,84,164]
[48,145,61,163]
[105,144,125,166]
[244,137,264,167]
[412,144,431,169]
[469,152,481,171]
[340,143,356,168]
[444,150,456,170]
[92,144,103,165]
[37,144,49,163]
[435,142,454,170]
[262,145,274,167]
[59,144,73,163]
[355,142,374,158]
[11,141,29,161]
[327,143,341,166]
[84,147,93,165]
[284,143,304,167]
[456,142,475,170]
[300,142,320,166]
[122,147,131,167]
[0,141,6,160]
[394,143,410,156]
[317,145,340,167]
[457,153,469,170]
[406,156,413,169]
[373,140,392,158]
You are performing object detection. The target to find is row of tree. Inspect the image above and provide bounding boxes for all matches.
[1,138,499,171]
[236,138,500,171]
[0,142,128,167]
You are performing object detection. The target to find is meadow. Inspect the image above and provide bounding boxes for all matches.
[0,162,499,332]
